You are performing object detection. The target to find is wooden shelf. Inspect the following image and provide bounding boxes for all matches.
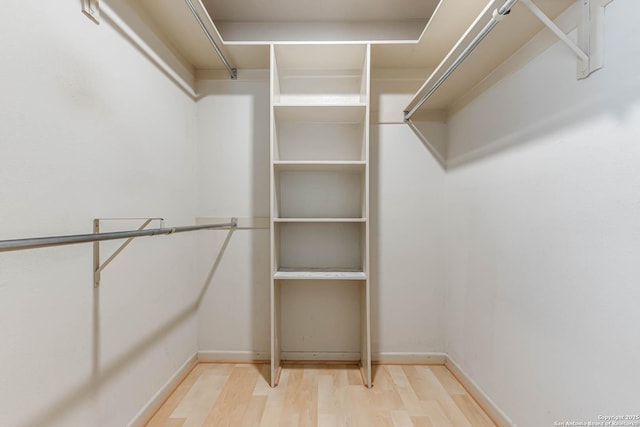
[274,268,367,281]
[274,218,366,223]
[274,108,365,161]
[274,104,365,123]
[274,45,367,70]
[274,161,366,172]
[273,101,367,109]
[276,170,362,218]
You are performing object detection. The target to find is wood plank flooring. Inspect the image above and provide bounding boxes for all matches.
[145,363,496,427]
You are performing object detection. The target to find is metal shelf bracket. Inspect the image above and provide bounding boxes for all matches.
[578,0,614,79]
[522,0,613,79]
[82,0,100,25]
[93,218,163,288]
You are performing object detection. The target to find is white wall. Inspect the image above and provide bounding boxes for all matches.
[370,124,446,356]
[195,78,271,357]
[0,2,198,426]
[195,77,447,359]
[445,1,640,425]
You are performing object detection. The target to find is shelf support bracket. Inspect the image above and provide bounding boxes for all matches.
[93,218,163,288]
[578,0,614,78]
[521,0,612,79]
[81,0,100,25]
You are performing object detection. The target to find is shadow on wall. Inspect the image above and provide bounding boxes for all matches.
[197,230,236,304]
[194,77,271,380]
[249,81,270,382]
[445,34,640,169]
[99,0,197,99]
[369,124,447,358]
[22,230,235,427]
[369,127,381,357]
[450,80,640,169]
[246,81,270,379]
[406,117,448,170]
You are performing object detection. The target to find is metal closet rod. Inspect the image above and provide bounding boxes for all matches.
[404,0,519,121]
[185,0,237,80]
[0,218,238,253]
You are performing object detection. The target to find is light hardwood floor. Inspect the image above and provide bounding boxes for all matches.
[145,363,496,427]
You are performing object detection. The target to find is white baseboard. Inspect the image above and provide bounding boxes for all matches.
[445,356,516,427]
[198,350,360,362]
[197,350,270,362]
[198,350,448,364]
[373,352,447,364]
[127,353,198,427]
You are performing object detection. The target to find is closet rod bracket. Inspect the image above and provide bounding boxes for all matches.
[185,0,238,80]
[93,217,163,288]
[81,0,100,25]
[577,0,614,79]
[521,0,613,79]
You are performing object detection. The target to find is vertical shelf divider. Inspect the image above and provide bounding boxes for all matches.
[269,44,281,387]
[361,44,372,388]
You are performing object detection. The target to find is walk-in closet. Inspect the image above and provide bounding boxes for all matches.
[1,0,638,426]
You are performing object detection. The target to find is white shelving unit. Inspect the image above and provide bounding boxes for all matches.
[270,43,371,387]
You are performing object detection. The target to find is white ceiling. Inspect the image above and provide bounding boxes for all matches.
[202,0,439,22]
[201,0,439,43]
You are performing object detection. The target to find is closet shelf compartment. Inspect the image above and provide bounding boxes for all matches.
[274,104,366,123]
[273,218,367,223]
[274,161,366,172]
[275,170,364,218]
[273,45,368,106]
[274,100,367,107]
[275,222,364,271]
[274,104,366,162]
[274,75,366,106]
[274,268,367,281]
